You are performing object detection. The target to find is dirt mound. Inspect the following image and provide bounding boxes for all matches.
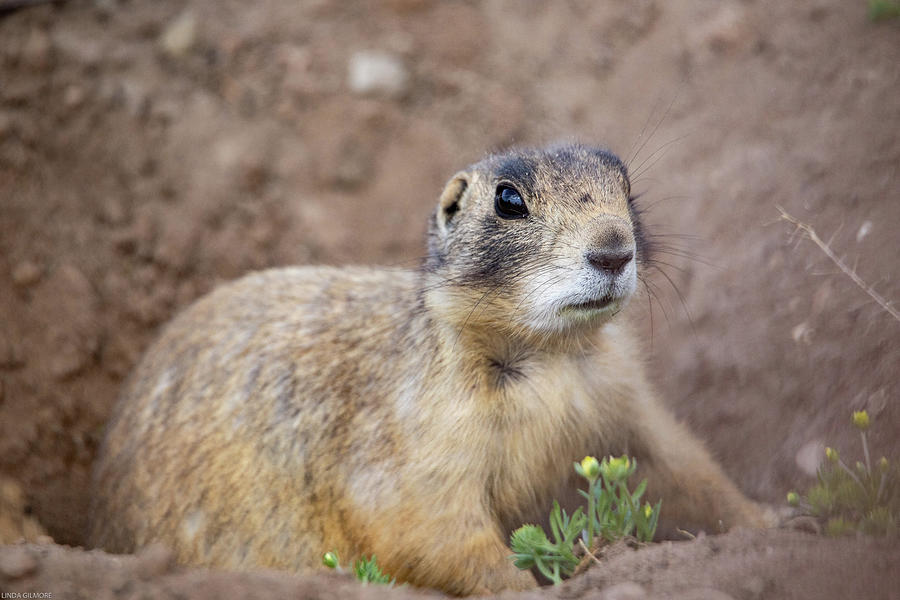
[3,529,899,599]
[1,0,898,597]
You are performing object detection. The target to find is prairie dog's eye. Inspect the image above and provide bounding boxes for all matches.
[494,185,528,219]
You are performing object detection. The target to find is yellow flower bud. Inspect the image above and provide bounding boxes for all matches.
[855,461,866,474]
[852,410,870,431]
[602,455,632,482]
[786,492,800,506]
[322,551,339,569]
[880,457,889,472]
[643,503,653,519]
[825,447,839,463]
[580,456,601,480]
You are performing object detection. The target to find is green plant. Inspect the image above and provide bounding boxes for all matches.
[322,551,394,585]
[510,502,585,584]
[868,0,900,21]
[576,455,661,544]
[354,555,393,584]
[788,410,898,537]
[509,455,661,584]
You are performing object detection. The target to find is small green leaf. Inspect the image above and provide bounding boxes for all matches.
[633,479,647,503]
[573,461,586,478]
[353,555,392,585]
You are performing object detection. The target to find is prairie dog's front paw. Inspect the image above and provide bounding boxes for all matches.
[731,500,778,529]
[761,503,788,528]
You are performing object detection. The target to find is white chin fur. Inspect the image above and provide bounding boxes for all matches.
[519,264,637,333]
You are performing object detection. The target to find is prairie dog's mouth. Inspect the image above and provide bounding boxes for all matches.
[562,295,616,312]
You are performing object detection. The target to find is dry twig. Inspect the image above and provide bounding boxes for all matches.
[777,205,900,324]
[577,538,602,565]
[572,538,604,577]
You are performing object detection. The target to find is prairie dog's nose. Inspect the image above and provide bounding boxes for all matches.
[585,216,635,273]
[586,247,634,273]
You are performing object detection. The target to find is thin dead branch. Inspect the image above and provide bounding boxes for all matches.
[578,538,603,565]
[777,205,900,324]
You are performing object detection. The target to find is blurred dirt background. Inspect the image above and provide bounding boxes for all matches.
[0,0,898,598]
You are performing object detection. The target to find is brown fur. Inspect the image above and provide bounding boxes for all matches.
[88,145,766,595]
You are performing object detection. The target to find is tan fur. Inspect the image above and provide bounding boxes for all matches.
[88,145,766,595]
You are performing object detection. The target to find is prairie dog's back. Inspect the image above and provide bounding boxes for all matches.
[89,266,424,567]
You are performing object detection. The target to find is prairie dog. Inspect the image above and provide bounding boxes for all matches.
[88,145,766,595]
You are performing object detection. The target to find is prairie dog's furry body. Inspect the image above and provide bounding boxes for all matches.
[89,145,765,595]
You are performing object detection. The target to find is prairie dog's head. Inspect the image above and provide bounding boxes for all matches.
[425,144,645,337]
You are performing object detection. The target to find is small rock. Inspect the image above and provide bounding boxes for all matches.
[11,261,42,287]
[0,547,37,579]
[795,439,825,476]
[347,51,409,97]
[601,581,647,600]
[856,220,872,243]
[135,543,175,579]
[159,10,197,58]
[790,321,812,345]
[63,84,86,108]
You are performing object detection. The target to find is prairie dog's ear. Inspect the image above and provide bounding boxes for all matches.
[435,172,470,237]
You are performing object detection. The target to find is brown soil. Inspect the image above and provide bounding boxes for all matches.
[3,529,900,599]
[1,0,898,598]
